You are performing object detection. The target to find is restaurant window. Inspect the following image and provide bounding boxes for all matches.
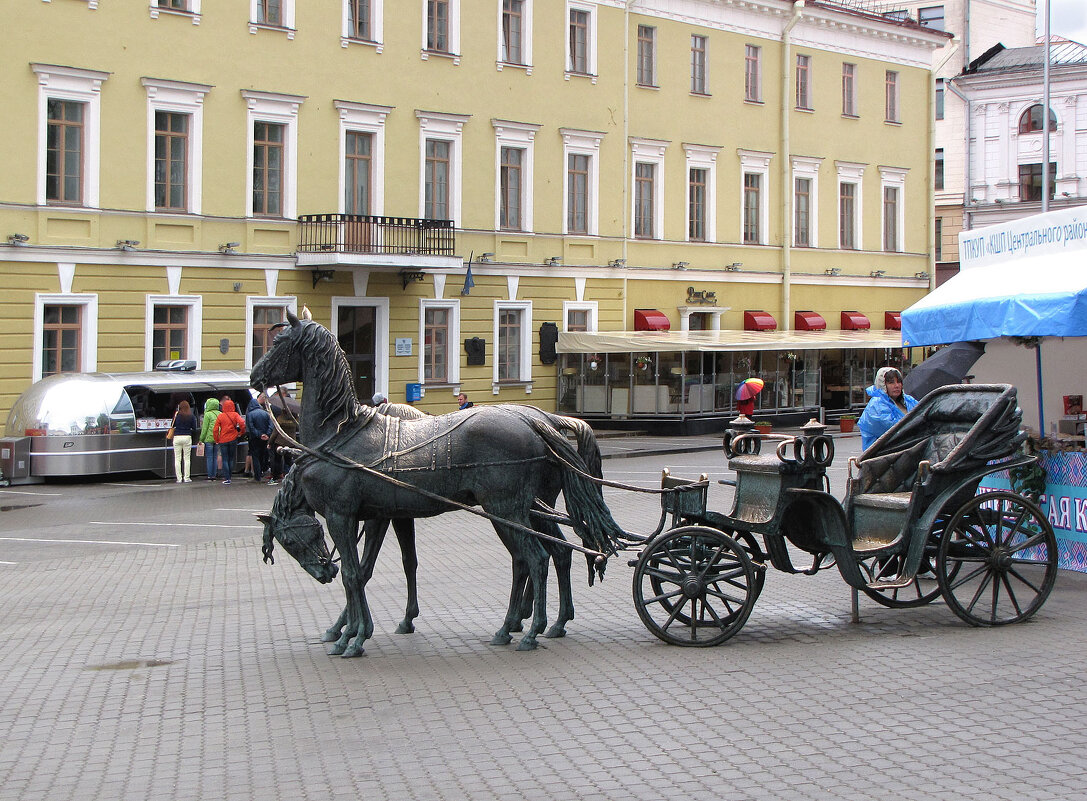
[796,54,812,110]
[745,45,761,102]
[42,305,83,378]
[636,25,656,87]
[1019,162,1057,202]
[691,35,707,94]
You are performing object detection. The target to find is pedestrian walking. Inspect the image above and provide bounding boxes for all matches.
[245,393,273,482]
[170,400,199,483]
[212,398,245,484]
[198,397,220,480]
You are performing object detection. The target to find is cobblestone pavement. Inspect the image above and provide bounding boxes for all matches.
[1,435,1085,801]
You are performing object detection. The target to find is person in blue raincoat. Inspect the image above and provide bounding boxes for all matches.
[858,366,919,450]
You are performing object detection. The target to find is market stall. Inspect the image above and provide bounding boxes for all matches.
[900,206,1087,570]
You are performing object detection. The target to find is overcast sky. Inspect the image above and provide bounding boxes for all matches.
[1040,0,1087,44]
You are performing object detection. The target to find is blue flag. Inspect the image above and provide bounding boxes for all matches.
[461,262,475,295]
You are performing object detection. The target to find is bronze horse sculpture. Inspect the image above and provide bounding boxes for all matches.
[251,310,627,656]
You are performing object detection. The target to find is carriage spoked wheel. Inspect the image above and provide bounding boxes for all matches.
[936,491,1058,627]
[633,525,759,647]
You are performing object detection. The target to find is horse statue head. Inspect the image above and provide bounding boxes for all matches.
[251,309,309,392]
[257,467,338,584]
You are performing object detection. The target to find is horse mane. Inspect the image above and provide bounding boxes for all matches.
[297,319,375,434]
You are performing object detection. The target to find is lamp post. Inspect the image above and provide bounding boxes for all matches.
[1042,0,1051,213]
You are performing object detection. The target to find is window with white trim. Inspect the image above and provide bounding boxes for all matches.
[247,297,297,368]
[343,0,383,47]
[38,300,90,378]
[792,156,821,248]
[685,144,719,243]
[691,35,708,95]
[150,0,202,21]
[145,295,202,370]
[499,0,532,68]
[336,101,390,217]
[419,299,460,385]
[422,0,460,57]
[493,120,539,232]
[631,138,667,241]
[143,79,210,214]
[250,0,295,29]
[636,25,656,87]
[563,301,597,332]
[744,45,761,102]
[494,300,532,383]
[32,64,109,208]
[417,111,468,225]
[796,54,812,110]
[841,63,857,117]
[837,161,865,250]
[561,128,603,235]
[332,297,390,402]
[885,70,900,123]
[242,90,304,219]
[738,149,772,246]
[880,166,907,253]
[566,1,597,79]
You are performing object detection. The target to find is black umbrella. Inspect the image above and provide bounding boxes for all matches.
[903,341,986,399]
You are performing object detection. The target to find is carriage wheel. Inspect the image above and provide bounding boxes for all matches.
[936,491,1058,627]
[651,526,766,626]
[633,526,758,647]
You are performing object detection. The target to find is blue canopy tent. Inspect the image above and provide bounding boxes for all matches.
[902,209,1087,433]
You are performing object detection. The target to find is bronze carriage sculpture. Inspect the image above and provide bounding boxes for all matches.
[631,383,1058,646]
[252,312,1057,654]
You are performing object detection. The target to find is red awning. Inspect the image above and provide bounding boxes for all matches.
[841,311,871,331]
[744,310,777,331]
[794,311,827,331]
[634,309,670,331]
[885,311,902,330]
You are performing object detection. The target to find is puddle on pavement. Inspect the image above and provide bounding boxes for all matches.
[85,659,174,671]
[0,503,43,513]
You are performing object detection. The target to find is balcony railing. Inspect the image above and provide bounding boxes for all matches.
[298,214,455,256]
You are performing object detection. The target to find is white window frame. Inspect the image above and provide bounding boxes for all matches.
[342,0,384,49]
[336,101,391,216]
[245,295,298,369]
[738,149,772,246]
[142,78,211,214]
[242,90,304,219]
[563,300,598,332]
[560,128,604,236]
[496,0,533,71]
[417,110,469,226]
[32,64,109,208]
[636,24,656,87]
[836,161,866,251]
[841,62,857,117]
[885,70,900,123]
[331,296,390,401]
[421,0,461,61]
[565,1,598,82]
[744,44,761,103]
[418,298,461,385]
[880,166,908,253]
[690,34,709,95]
[493,119,539,232]
[684,144,720,243]
[33,292,98,382]
[792,156,822,248]
[149,0,202,23]
[630,138,667,241]
[493,299,533,386]
[249,0,295,35]
[144,294,202,370]
[796,53,812,110]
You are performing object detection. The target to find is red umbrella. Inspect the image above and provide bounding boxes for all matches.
[735,377,765,401]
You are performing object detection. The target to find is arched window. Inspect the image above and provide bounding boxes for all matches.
[1018,104,1058,133]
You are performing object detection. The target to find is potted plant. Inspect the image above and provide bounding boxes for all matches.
[754,420,772,434]
[839,414,857,433]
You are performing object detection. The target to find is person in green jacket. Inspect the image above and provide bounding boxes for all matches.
[199,397,220,480]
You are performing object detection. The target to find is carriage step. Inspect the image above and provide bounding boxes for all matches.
[851,534,903,554]
[868,576,915,590]
[852,492,912,511]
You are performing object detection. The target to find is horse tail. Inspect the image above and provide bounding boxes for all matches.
[523,417,627,561]
[542,413,604,487]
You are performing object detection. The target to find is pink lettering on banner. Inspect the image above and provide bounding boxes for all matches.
[1077,498,1087,534]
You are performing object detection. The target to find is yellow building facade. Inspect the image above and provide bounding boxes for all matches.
[1,0,946,425]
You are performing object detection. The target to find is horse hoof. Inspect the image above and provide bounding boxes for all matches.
[320,630,339,643]
[544,625,567,639]
[342,644,365,658]
[490,632,513,646]
[328,642,347,655]
[395,622,415,635]
[516,637,538,652]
